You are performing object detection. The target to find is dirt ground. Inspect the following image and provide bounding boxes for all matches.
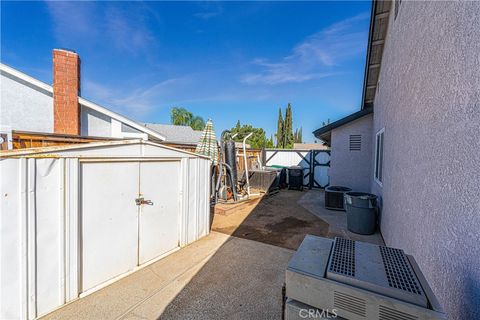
[212,190,330,250]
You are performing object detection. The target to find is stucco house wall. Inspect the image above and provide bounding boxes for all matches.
[80,105,112,137]
[0,65,149,141]
[0,72,53,133]
[329,113,373,192]
[371,1,480,318]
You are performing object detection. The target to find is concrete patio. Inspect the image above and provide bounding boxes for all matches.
[41,190,383,320]
[41,232,293,320]
[213,189,384,249]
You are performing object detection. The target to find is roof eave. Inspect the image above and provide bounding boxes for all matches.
[361,0,391,110]
[313,108,373,139]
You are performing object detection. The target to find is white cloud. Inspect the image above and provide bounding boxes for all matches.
[104,6,155,54]
[45,1,96,43]
[83,77,189,117]
[46,2,156,54]
[241,12,369,85]
[193,2,223,20]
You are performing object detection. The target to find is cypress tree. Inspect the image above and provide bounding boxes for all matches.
[276,108,284,148]
[284,103,294,148]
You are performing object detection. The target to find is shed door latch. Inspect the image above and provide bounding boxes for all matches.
[135,197,154,206]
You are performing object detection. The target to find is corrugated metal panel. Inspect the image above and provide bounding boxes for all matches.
[0,141,210,319]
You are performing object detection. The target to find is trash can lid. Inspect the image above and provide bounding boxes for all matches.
[326,186,352,192]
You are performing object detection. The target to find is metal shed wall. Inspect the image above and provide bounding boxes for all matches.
[0,141,210,319]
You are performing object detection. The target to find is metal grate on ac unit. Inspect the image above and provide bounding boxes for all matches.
[328,238,355,277]
[349,134,361,151]
[326,238,428,307]
[380,246,423,295]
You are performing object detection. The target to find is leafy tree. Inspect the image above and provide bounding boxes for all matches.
[228,120,270,149]
[170,107,205,130]
[190,116,206,131]
[267,134,274,148]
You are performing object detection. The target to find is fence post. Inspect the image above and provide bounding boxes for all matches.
[261,148,266,167]
[309,150,314,189]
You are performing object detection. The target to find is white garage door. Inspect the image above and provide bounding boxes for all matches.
[81,161,180,293]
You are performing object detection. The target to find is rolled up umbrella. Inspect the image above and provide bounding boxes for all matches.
[195,119,218,165]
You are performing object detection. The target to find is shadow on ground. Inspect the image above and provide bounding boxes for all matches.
[41,189,383,320]
[158,235,292,320]
[212,190,330,250]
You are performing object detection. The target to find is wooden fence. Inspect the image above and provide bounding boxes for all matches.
[10,131,115,149]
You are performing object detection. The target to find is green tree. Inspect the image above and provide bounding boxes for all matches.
[284,103,294,148]
[170,107,205,130]
[190,116,206,131]
[294,127,303,143]
[276,108,284,148]
[229,120,270,149]
[266,134,274,148]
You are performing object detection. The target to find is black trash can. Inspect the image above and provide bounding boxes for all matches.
[288,166,303,190]
[345,192,378,235]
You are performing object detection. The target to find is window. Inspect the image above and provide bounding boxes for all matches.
[374,129,385,185]
[349,135,361,151]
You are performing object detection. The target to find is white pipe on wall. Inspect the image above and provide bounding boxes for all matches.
[243,133,253,196]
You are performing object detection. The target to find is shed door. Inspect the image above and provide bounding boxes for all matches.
[138,161,180,264]
[81,162,139,292]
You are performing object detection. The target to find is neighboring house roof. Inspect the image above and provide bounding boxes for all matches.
[0,63,166,141]
[293,143,329,150]
[144,123,203,145]
[361,0,391,109]
[313,108,373,144]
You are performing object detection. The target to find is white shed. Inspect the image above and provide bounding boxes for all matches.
[0,140,211,319]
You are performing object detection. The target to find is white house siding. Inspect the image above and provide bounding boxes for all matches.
[0,141,211,319]
[80,105,112,137]
[0,72,53,133]
[371,1,480,318]
[330,114,373,192]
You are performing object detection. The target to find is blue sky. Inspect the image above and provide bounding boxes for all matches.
[1,1,371,142]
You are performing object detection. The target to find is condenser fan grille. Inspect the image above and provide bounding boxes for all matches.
[380,246,423,295]
[328,238,356,277]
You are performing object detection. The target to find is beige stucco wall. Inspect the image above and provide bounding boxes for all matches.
[0,71,54,133]
[371,1,480,318]
[330,114,373,192]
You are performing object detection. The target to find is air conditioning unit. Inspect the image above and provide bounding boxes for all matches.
[285,236,446,320]
[325,186,352,210]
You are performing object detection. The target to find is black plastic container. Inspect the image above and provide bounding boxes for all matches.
[288,166,304,191]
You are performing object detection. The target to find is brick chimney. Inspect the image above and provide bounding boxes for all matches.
[53,49,81,135]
